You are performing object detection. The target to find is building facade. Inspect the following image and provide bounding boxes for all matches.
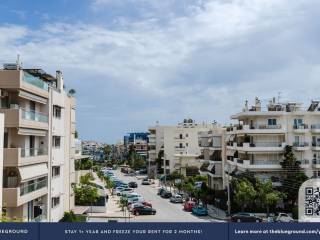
[225,97,320,186]
[148,119,216,177]
[0,63,77,222]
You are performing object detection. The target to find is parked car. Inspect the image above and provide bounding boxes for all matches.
[129,201,152,211]
[120,188,134,196]
[132,206,156,216]
[231,212,263,222]
[160,190,172,198]
[192,206,208,216]
[127,196,144,205]
[170,194,183,203]
[116,187,125,196]
[274,213,294,222]
[128,182,138,188]
[157,187,165,196]
[125,192,141,199]
[142,179,151,185]
[194,181,203,188]
[184,201,196,212]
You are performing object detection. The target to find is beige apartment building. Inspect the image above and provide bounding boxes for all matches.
[198,126,226,190]
[225,97,320,186]
[0,62,77,222]
[148,119,216,177]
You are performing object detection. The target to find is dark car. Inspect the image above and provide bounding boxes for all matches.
[132,206,156,216]
[157,188,165,195]
[231,212,262,222]
[128,181,138,188]
[161,190,172,198]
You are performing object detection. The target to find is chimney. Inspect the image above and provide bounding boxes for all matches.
[56,70,64,92]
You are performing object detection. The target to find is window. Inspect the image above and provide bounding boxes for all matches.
[52,197,60,208]
[53,136,61,148]
[294,119,303,126]
[179,143,183,148]
[186,143,188,147]
[52,166,60,177]
[186,134,188,138]
[268,119,277,125]
[53,106,62,119]
[179,134,183,139]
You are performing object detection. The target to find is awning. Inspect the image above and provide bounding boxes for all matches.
[208,163,215,172]
[18,128,47,136]
[19,90,47,104]
[19,163,48,182]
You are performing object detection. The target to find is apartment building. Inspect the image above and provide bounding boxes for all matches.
[198,126,226,190]
[225,97,320,186]
[148,119,216,177]
[0,62,77,222]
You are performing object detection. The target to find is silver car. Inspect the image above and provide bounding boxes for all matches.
[170,194,183,203]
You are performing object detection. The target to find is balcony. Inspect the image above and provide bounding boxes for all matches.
[298,159,310,168]
[4,148,48,167]
[312,142,320,151]
[227,124,285,134]
[293,142,309,151]
[0,108,48,130]
[3,179,48,207]
[235,159,282,170]
[312,159,320,168]
[0,70,49,98]
[293,124,309,133]
[236,142,285,152]
[311,124,320,133]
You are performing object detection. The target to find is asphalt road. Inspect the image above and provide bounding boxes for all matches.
[114,170,214,222]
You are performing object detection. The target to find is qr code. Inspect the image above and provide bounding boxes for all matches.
[305,187,320,216]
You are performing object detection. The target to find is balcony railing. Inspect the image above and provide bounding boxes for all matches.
[313,159,320,165]
[293,142,309,147]
[311,124,320,129]
[250,124,282,129]
[250,142,283,147]
[298,159,309,165]
[312,142,320,147]
[21,148,48,158]
[293,124,308,129]
[21,109,48,123]
[20,179,47,196]
[23,72,49,91]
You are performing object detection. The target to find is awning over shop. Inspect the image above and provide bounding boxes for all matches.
[19,90,47,104]
[19,163,48,182]
[18,128,47,136]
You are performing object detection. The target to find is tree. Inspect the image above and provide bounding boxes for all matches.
[80,173,94,185]
[59,211,86,222]
[234,179,256,211]
[257,180,283,217]
[73,185,99,206]
[103,145,112,160]
[68,89,76,96]
[280,145,308,207]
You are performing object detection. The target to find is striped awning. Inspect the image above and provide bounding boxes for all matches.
[19,90,47,104]
[18,128,47,136]
[19,163,48,182]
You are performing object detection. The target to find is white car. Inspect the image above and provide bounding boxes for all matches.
[120,188,134,196]
[275,213,294,222]
[127,196,144,205]
[116,187,125,196]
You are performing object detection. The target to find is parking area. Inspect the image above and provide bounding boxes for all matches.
[107,169,219,222]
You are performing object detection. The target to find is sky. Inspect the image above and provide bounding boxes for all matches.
[1,0,320,143]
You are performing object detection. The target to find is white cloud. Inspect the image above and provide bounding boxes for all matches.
[0,0,320,141]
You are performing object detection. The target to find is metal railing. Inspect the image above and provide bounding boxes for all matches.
[20,179,47,196]
[23,72,49,91]
[311,124,320,129]
[251,142,283,147]
[313,159,320,165]
[312,142,320,147]
[293,124,308,129]
[293,142,309,147]
[21,109,48,123]
[21,148,48,157]
[257,124,282,129]
[298,159,309,165]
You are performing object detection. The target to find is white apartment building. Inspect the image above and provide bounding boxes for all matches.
[225,97,320,186]
[148,119,216,177]
[198,126,226,190]
[0,62,77,222]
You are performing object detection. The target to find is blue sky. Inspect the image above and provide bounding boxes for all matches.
[1,0,320,143]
